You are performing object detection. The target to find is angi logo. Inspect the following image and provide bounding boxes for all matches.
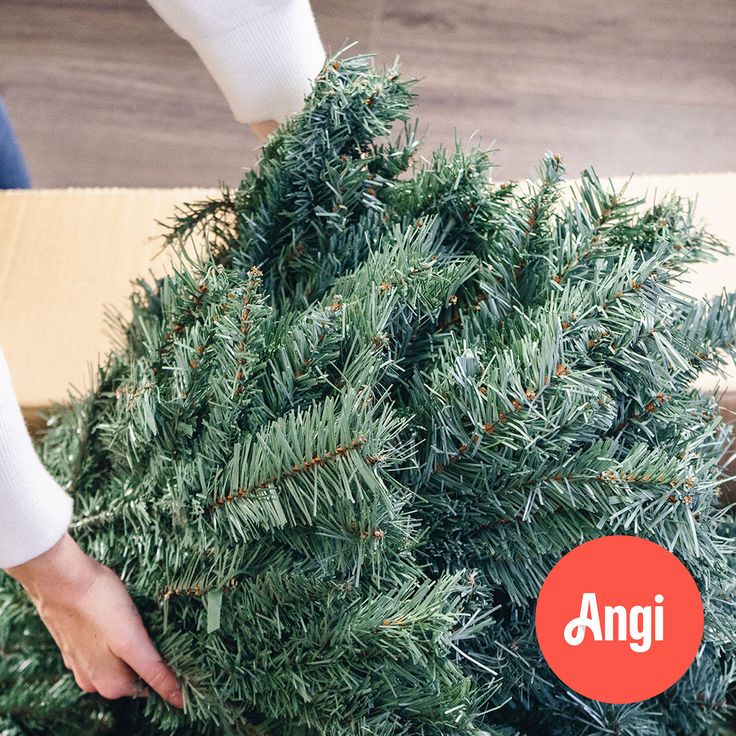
[563,592,664,653]
[535,536,703,704]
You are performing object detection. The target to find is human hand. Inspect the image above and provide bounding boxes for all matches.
[250,119,279,141]
[4,532,183,707]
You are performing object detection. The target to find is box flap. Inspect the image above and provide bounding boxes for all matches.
[0,176,734,417]
[0,188,217,412]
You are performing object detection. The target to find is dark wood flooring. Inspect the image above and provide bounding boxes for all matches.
[1,0,735,187]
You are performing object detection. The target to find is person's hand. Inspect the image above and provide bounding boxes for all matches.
[4,532,183,707]
[251,119,279,142]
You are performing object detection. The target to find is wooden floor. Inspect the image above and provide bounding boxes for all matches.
[1,0,735,187]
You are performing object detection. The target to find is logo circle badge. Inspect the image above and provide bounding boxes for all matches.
[535,535,703,703]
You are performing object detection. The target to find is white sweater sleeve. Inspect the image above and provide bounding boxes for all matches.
[0,349,73,568]
[147,0,326,124]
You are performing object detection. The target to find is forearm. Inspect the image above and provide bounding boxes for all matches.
[147,0,325,125]
[0,348,72,569]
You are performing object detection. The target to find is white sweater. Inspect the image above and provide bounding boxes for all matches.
[0,0,324,568]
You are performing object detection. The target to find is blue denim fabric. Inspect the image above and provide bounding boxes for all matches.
[0,98,31,189]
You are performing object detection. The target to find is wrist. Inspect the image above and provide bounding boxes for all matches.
[5,533,99,604]
[251,119,278,141]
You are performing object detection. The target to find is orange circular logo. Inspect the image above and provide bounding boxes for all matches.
[535,536,703,703]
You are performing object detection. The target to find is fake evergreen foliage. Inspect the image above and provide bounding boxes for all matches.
[2,53,736,736]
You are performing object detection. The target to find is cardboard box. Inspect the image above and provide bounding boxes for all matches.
[0,187,217,430]
[0,176,734,432]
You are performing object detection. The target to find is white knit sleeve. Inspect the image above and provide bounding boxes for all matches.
[147,0,326,124]
[0,349,73,568]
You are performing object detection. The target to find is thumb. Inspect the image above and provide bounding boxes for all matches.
[111,624,183,708]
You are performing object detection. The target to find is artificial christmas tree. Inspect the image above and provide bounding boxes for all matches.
[1,54,735,736]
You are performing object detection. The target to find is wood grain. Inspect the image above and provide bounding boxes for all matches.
[0,0,734,187]
[720,392,736,503]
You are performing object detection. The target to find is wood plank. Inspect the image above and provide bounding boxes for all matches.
[0,0,734,186]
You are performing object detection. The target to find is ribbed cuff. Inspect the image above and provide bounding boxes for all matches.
[0,350,73,568]
[148,0,325,123]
